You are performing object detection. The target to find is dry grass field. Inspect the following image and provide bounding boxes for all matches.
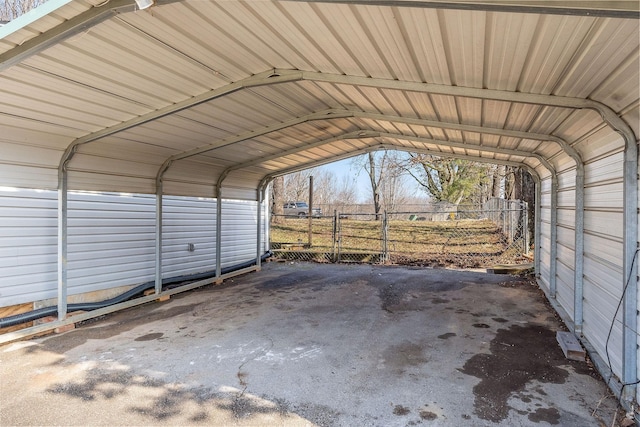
[270,217,524,267]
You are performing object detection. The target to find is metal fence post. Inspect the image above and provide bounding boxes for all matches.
[382,210,389,264]
[522,201,529,254]
[332,210,338,262]
[336,212,342,263]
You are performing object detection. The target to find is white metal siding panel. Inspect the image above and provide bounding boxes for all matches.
[67,192,156,295]
[0,188,268,308]
[555,224,575,321]
[0,189,57,306]
[583,259,624,377]
[67,171,155,195]
[579,123,626,381]
[539,235,551,292]
[576,128,625,164]
[222,187,259,201]
[162,196,216,278]
[220,200,258,268]
[163,182,216,199]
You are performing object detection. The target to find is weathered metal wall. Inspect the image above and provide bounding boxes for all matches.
[578,128,627,378]
[0,189,266,308]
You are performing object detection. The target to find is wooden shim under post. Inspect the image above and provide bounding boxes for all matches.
[556,331,586,361]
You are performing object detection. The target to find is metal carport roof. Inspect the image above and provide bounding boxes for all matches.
[0,0,638,404]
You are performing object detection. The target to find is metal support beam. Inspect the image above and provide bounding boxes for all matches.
[223,129,552,184]
[574,167,585,335]
[215,186,222,280]
[256,188,263,270]
[0,0,133,72]
[57,164,68,321]
[264,144,540,186]
[62,70,305,174]
[596,100,640,402]
[532,173,542,279]
[549,176,558,299]
[159,110,353,178]
[155,177,163,294]
[290,69,633,113]
[217,131,378,185]
[623,146,638,401]
[285,0,640,18]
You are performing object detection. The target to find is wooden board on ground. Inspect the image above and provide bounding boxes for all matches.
[488,263,534,275]
[556,331,586,361]
[0,303,34,334]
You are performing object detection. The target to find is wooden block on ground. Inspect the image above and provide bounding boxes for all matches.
[556,331,586,361]
[54,323,75,334]
[144,289,170,302]
[488,263,534,275]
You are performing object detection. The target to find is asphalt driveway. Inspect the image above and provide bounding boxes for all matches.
[0,262,619,426]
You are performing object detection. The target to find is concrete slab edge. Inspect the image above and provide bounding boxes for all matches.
[0,265,259,346]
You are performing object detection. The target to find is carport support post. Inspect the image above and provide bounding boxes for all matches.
[155,178,163,294]
[533,175,541,277]
[622,145,638,402]
[308,175,313,247]
[573,167,585,335]
[256,189,263,270]
[215,186,222,281]
[57,168,68,321]
[549,176,558,299]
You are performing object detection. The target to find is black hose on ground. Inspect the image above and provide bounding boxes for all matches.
[0,252,271,329]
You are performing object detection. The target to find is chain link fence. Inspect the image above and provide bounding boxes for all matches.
[270,198,530,268]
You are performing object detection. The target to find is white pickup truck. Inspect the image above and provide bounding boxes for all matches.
[283,202,322,217]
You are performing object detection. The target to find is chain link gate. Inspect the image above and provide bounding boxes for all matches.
[335,212,385,263]
[270,198,529,268]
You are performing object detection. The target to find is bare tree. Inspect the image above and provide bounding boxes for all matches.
[492,165,504,198]
[353,151,412,218]
[271,176,285,224]
[365,152,384,218]
[1,0,45,21]
[310,169,337,206]
[378,151,410,211]
[404,154,492,205]
[283,169,312,202]
[334,175,358,206]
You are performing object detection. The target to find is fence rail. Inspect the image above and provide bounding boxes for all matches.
[270,198,530,268]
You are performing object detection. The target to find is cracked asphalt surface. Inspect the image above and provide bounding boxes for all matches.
[0,262,619,426]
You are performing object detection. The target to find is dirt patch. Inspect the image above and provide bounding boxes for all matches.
[383,342,428,372]
[393,405,410,415]
[437,332,456,340]
[460,323,573,422]
[528,407,560,424]
[419,410,438,420]
[472,323,490,328]
[134,332,163,341]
